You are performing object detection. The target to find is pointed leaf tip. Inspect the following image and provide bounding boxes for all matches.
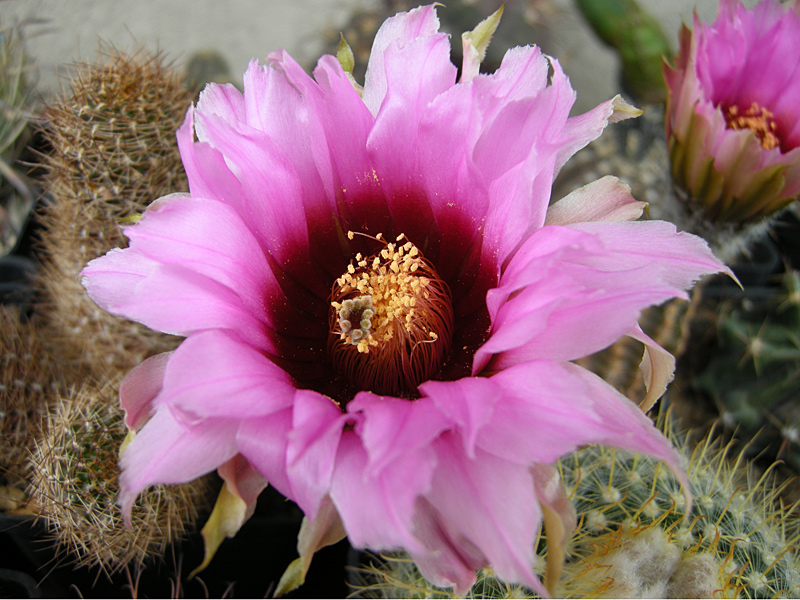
[274,557,306,597]
[189,481,248,579]
[461,5,504,82]
[463,5,504,62]
[337,34,355,74]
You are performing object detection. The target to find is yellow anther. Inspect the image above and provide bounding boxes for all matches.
[328,232,454,396]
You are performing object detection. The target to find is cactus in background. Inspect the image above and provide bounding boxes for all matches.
[0,305,70,510]
[0,18,38,256]
[351,412,800,598]
[27,377,214,572]
[574,0,672,104]
[2,44,217,574]
[688,268,800,475]
[35,44,191,376]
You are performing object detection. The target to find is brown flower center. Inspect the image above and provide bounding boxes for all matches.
[328,232,453,397]
[723,101,781,150]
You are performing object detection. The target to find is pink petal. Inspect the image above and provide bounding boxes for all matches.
[556,93,641,176]
[422,434,547,596]
[159,330,296,423]
[481,360,686,476]
[119,406,238,523]
[330,432,436,553]
[196,81,246,125]
[85,258,274,350]
[346,393,449,474]
[419,377,501,458]
[236,407,294,501]
[476,221,728,371]
[119,351,173,431]
[124,195,282,320]
[176,107,245,209]
[286,390,348,518]
[408,499,486,593]
[544,176,646,226]
[362,4,450,117]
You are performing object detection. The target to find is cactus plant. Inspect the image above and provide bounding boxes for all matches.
[0,304,69,509]
[686,267,800,476]
[351,411,800,598]
[27,377,214,572]
[35,44,191,376]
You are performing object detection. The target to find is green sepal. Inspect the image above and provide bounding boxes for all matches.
[337,35,355,74]
[462,4,504,64]
[188,481,248,579]
[118,213,142,225]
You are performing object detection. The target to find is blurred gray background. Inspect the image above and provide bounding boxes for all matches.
[1,0,751,113]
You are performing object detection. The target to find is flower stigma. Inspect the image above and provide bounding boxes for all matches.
[328,232,454,397]
[723,101,781,150]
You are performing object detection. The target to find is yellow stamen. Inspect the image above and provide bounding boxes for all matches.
[723,101,781,151]
[328,232,453,397]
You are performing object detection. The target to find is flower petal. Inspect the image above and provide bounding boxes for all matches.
[275,497,347,597]
[544,176,646,226]
[362,4,451,117]
[419,377,500,458]
[119,351,172,431]
[422,434,547,596]
[236,407,293,501]
[124,194,282,321]
[481,360,685,474]
[191,454,268,578]
[627,323,676,413]
[286,390,348,518]
[84,256,274,350]
[119,406,238,523]
[477,221,728,371]
[330,432,437,553]
[346,393,449,474]
[158,330,296,423]
[532,463,576,595]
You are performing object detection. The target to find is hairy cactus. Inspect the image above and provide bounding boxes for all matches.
[351,412,800,598]
[27,377,214,572]
[0,305,69,509]
[35,44,190,376]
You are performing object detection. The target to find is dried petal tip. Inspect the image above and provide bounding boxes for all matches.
[328,233,453,398]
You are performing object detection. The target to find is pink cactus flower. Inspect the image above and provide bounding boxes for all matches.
[82,5,728,596]
[664,0,800,223]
